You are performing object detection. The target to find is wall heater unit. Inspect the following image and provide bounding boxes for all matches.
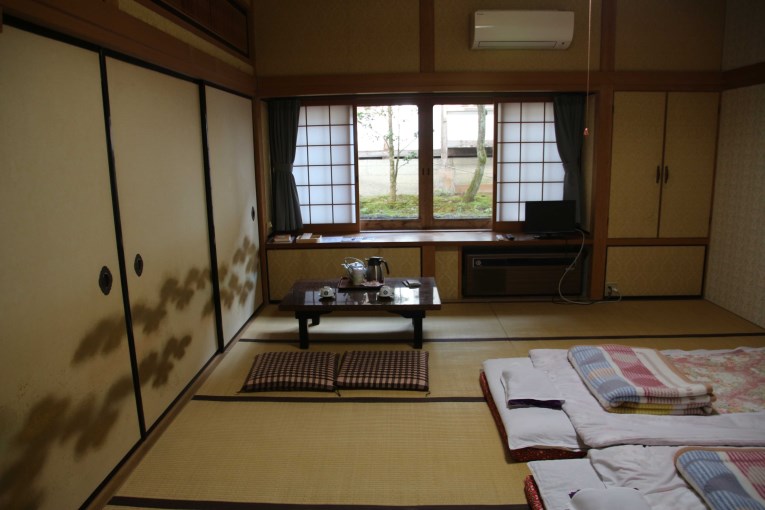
[463,251,583,297]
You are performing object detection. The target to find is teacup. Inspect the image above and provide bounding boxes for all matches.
[319,286,335,299]
[378,285,393,298]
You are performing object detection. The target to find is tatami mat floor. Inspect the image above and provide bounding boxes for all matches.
[100,299,765,510]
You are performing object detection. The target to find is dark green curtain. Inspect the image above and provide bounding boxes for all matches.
[268,99,302,232]
[553,94,586,224]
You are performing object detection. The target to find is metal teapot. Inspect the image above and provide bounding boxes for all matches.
[366,256,390,283]
[341,257,367,285]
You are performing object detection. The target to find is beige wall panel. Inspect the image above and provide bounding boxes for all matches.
[0,28,139,510]
[253,0,419,76]
[206,86,262,343]
[722,0,765,70]
[434,248,460,301]
[606,246,705,296]
[615,0,724,71]
[434,0,601,72]
[107,58,217,428]
[660,93,719,238]
[608,92,665,238]
[706,84,765,328]
[267,248,420,300]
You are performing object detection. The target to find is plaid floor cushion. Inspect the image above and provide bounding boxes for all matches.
[337,350,429,391]
[242,351,338,392]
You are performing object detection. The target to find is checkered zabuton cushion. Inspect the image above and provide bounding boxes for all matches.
[337,350,429,391]
[242,351,338,392]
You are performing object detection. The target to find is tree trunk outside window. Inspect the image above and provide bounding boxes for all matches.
[464,104,487,202]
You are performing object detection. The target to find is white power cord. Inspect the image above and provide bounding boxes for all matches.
[555,229,622,305]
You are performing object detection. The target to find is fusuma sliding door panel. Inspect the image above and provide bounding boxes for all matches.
[0,27,140,510]
[608,92,665,238]
[609,92,718,239]
[106,58,217,428]
[205,86,262,343]
[659,93,718,238]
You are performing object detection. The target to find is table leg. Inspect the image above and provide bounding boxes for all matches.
[395,311,425,349]
[295,312,327,349]
[412,315,423,349]
[297,314,309,349]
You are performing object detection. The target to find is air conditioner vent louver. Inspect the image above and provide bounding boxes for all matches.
[471,10,574,50]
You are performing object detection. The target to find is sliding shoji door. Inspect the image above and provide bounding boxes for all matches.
[205,85,262,344]
[0,27,140,510]
[106,57,217,428]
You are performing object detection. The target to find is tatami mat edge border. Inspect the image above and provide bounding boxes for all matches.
[192,395,486,403]
[239,332,765,344]
[237,337,511,343]
[108,496,528,509]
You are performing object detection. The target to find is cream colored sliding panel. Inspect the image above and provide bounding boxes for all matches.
[605,246,706,296]
[0,28,139,510]
[608,92,666,238]
[107,58,216,428]
[659,93,719,238]
[434,247,460,301]
[205,86,261,343]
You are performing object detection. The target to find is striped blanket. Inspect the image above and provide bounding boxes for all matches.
[675,447,765,510]
[567,344,715,415]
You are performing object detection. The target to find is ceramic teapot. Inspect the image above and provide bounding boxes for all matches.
[366,256,390,283]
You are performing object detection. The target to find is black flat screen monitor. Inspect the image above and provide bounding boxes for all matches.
[523,200,577,237]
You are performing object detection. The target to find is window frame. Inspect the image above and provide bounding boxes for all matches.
[295,93,562,233]
[493,99,566,231]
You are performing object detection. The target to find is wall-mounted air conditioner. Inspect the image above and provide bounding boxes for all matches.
[471,10,574,50]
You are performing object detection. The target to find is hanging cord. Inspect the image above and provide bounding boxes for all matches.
[583,0,592,136]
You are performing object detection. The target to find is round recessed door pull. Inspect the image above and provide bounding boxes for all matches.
[99,266,113,295]
[134,253,144,277]
[251,206,256,221]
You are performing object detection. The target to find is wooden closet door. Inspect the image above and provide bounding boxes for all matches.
[0,28,139,510]
[608,92,666,238]
[106,58,216,428]
[205,86,262,344]
[659,92,719,238]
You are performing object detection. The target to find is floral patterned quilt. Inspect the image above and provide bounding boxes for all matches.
[666,348,765,414]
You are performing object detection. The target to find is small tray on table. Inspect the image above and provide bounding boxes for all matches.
[337,277,384,290]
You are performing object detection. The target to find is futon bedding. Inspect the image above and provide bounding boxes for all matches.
[481,358,584,461]
[527,446,708,510]
[567,344,714,415]
[530,348,765,448]
[674,447,765,510]
[481,347,765,461]
[528,445,765,510]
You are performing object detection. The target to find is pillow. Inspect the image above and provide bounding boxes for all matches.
[337,350,429,391]
[241,351,338,392]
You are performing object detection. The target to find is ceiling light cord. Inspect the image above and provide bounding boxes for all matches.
[583,0,592,137]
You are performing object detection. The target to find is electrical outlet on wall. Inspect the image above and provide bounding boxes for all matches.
[606,282,620,298]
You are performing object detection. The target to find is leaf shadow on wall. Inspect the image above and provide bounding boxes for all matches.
[218,236,259,311]
[0,263,216,510]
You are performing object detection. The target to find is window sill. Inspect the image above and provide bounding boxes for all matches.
[266,230,589,248]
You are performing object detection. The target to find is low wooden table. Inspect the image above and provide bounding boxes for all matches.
[278,277,441,349]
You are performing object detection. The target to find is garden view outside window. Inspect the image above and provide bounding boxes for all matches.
[293,98,564,231]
